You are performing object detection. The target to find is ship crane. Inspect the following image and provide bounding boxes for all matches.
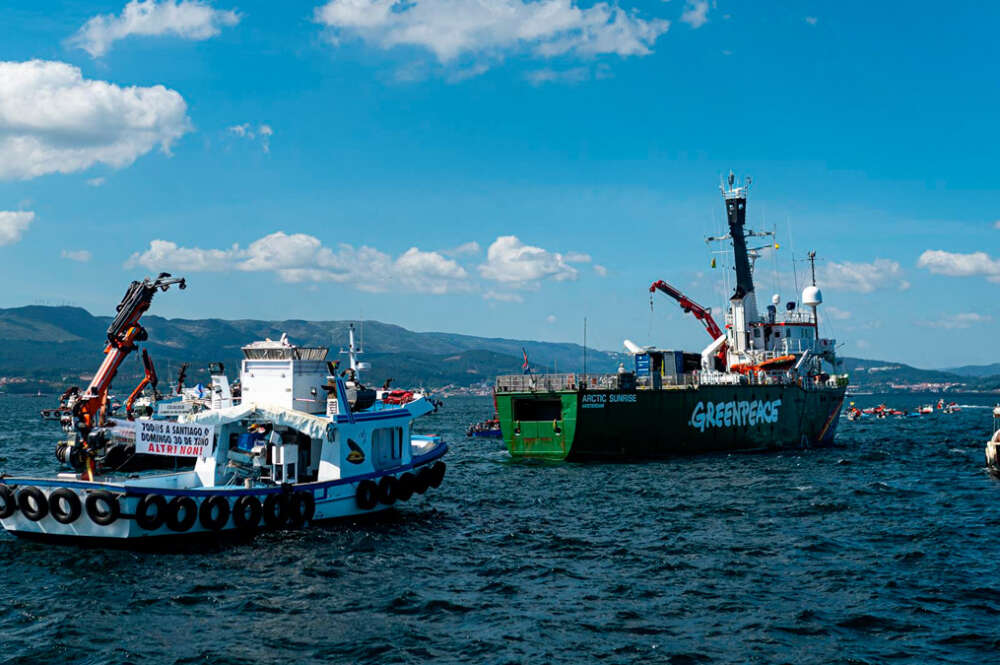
[65,273,185,479]
[649,279,727,360]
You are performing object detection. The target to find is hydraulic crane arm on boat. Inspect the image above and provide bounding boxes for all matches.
[649,280,725,341]
[124,348,161,419]
[71,273,185,478]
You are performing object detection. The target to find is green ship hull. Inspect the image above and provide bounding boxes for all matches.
[496,384,846,461]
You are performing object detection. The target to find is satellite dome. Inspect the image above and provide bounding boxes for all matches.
[802,285,823,307]
[771,293,780,305]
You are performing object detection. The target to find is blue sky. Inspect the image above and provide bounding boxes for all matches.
[0,1,997,368]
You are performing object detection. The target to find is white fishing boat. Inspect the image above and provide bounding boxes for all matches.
[0,331,447,544]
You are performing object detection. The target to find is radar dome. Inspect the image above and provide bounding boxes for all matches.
[802,285,823,307]
[771,293,780,305]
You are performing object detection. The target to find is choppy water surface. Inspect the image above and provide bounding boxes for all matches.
[2,393,1000,664]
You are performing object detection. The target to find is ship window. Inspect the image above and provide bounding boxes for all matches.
[514,399,562,421]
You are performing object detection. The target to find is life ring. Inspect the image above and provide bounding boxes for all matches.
[414,467,433,494]
[429,462,446,489]
[199,495,231,531]
[355,480,378,510]
[287,492,315,528]
[377,476,398,505]
[262,493,288,529]
[85,491,120,526]
[233,495,262,529]
[0,485,16,519]
[396,473,416,501]
[165,496,198,532]
[49,488,82,524]
[135,494,167,530]
[17,487,48,521]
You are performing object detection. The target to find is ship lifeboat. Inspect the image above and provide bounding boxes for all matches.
[730,354,797,375]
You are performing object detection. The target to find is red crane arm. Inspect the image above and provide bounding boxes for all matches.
[649,280,725,340]
[76,274,185,430]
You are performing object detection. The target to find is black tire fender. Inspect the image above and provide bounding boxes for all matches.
[135,494,167,530]
[355,480,378,510]
[17,487,48,521]
[287,491,315,528]
[49,488,82,524]
[0,485,16,519]
[429,462,446,489]
[262,493,288,529]
[165,496,198,532]
[377,476,398,506]
[199,495,231,531]
[85,491,120,526]
[233,495,262,530]
[396,473,416,501]
[414,467,433,495]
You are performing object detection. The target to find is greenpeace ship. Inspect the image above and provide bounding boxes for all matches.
[494,173,849,460]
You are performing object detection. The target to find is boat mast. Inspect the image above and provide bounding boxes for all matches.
[719,171,758,356]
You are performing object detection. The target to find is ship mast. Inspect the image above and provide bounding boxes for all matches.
[716,171,759,356]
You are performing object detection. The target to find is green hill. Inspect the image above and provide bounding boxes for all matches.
[0,306,622,390]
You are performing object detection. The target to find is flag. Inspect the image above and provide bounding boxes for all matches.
[522,347,530,373]
[711,257,716,268]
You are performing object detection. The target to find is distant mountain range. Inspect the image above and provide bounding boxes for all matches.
[0,306,996,393]
[942,363,1000,378]
[0,306,622,391]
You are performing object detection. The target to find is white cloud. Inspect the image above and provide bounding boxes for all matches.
[994,220,1000,230]
[804,16,818,26]
[916,312,992,330]
[0,60,191,180]
[61,249,92,262]
[593,264,608,277]
[824,306,851,320]
[483,290,524,303]
[227,123,272,152]
[526,66,590,86]
[680,0,708,28]
[917,249,1000,283]
[86,177,106,187]
[69,0,241,57]
[447,241,481,256]
[478,235,588,286]
[313,0,669,72]
[0,211,34,246]
[545,314,557,323]
[820,258,909,293]
[127,232,472,294]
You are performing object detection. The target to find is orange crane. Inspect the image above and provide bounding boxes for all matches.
[69,273,185,479]
[649,279,727,360]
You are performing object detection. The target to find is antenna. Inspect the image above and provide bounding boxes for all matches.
[582,317,588,390]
